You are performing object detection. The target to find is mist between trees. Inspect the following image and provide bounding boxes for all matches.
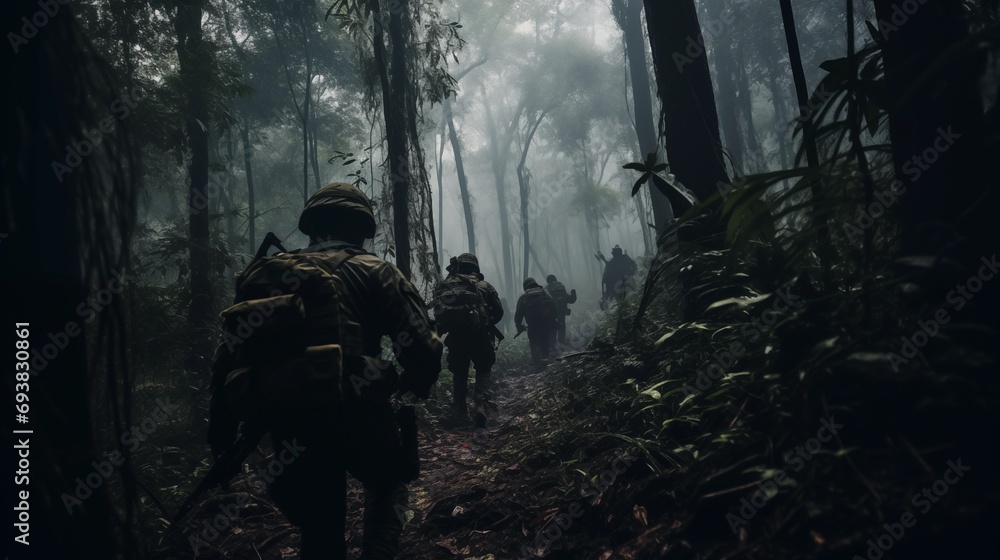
[6,0,998,558]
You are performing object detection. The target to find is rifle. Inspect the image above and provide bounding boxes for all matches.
[173,423,266,526]
[255,231,287,261]
[489,324,506,342]
[175,236,287,525]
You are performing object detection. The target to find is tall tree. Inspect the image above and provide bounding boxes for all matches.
[6,1,138,555]
[174,0,214,380]
[612,0,674,238]
[642,0,730,216]
[442,57,487,256]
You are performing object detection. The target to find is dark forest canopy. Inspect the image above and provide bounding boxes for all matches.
[3,0,998,559]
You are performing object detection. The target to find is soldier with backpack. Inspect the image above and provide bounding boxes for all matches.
[601,244,638,306]
[545,274,577,346]
[515,277,558,365]
[432,253,504,428]
[207,182,442,560]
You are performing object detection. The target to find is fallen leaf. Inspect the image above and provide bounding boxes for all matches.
[632,505,648,527]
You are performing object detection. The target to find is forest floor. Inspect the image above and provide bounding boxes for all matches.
[159,343,665,560]
[153,324,999,560]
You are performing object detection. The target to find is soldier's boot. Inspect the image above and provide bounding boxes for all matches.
[473,403,487,429]
[360,481,408,560]
[472,369,492,428]
[300,520,347,559]
[453,375,469,418]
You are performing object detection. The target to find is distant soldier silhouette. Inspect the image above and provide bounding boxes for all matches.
[208,183,442,560]
[545,274,577,346]
[515,277,558,365]
[432,253,504,427]
[601,245,638,305]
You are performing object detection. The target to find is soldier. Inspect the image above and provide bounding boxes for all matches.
[601,245,638,305]
[209,183,442,560]
[515,277,558,365]
[545,274,577,346]
[432,253,504,428]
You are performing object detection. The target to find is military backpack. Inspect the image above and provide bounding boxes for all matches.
[521,286,556,325]
[432,274,489,334]
[211,249,360,429]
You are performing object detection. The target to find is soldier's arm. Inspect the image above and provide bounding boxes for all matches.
[481,282,504,324]
[514,296,525,328]
[374,262,443,396]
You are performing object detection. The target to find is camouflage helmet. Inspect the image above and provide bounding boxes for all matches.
[298,182,376,239]
[447,252,480,273]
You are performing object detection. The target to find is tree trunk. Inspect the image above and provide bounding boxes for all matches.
[517,110,548,279]
[445,99,477,254]
[874,0,995,329]
[241,123,256,253]
[175,0,213,386]
[734,46,764,168]
[874,0,985,255]
[300,8,314,201]
[435,120,446,270]
[618,0,673,236]
[706,0,744,173]
[643,0,730,211]
[370,0,412,278]
[483,92,526,300]
[310,118,322,190]
[779,0,834,281]
[764,58,790,170]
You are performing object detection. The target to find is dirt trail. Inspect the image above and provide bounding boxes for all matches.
[164,361,562,560]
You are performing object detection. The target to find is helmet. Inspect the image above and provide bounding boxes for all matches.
[611,244,623,256]
[446,252,480,274]
[546,274,557,284]
[298,182,376,239]
[523,277,538,290]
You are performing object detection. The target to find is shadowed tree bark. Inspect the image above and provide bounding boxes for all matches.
[642,0,730,239]
[369,0,413,278]
[445,100,477,254]
[175,0,214,388]
[517,108,550,278]
[442,58,486,256]
[5,1,137,555]
[483,91,526,299]
[613,0,674,240]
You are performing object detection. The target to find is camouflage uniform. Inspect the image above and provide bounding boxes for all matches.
[268,244,441,559]
[434,254,503,426]
[602,245,638,303]
[545,275,577,345]
[214,183,442,560]
[515,277,558,364]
